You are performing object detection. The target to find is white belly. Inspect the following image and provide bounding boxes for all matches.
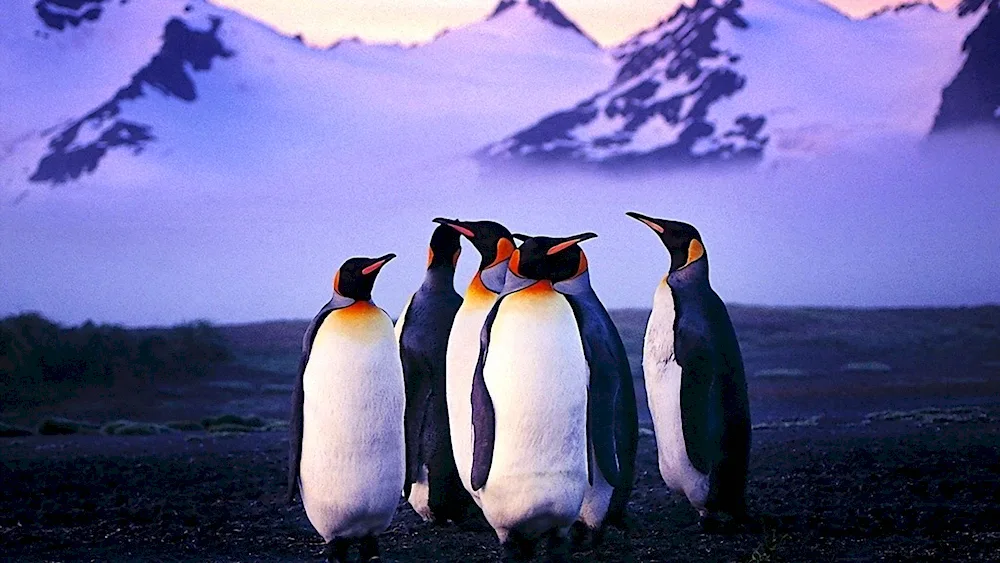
[446,300,494,504]
[300,306,405,541]
[643,281,709,512]
[478,286,589,540]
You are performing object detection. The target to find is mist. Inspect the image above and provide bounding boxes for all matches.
[2,127,998,327]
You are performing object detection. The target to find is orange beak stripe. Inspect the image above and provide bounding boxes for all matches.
[547,238,586,256]
[362,260,387,276]
[447,223,476,238]
[638,217,664,233]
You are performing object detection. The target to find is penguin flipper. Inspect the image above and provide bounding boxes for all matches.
[401,344,433,499]
[675,327,725,477]
[470,297,504,492]
[287,353,306,504]
[287,305,335,504]
[564,292,633,489]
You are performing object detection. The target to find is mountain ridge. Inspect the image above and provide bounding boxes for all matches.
[481,0,991,168]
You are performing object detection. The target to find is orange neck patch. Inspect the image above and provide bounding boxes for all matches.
[465,272,497,305]
[331,300,380,323]
[516,280,554,299]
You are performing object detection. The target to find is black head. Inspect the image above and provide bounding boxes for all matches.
[626,211,706,273]
[333,254,396,301]
[432,218,515,270]
[509,233,597,283]
[426,224,462,269]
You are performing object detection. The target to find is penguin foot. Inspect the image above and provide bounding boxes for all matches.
[608,512,642,535]
[569,521,606,551]
[501,531,536,563]
[358,535,381,561]
[324,538,350,563]
[546,529,571,563]
[569,521,589,549]
[699,512,740,535]
[454,508,491,533]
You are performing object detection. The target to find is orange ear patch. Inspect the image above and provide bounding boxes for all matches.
[573,251,589,278]
[333,270,341,294]
[508,249,521,276]
[682,239,705,269]
[491,237,515,266]
[427,248,434,268]
[452,248,461,266]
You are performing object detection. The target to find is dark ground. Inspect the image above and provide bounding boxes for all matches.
[2,412,999,562]
[2,306,1000,562]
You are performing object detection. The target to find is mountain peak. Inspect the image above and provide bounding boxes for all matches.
[491,0,595,43]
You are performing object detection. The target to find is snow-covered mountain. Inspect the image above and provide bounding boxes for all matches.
[4,0,613,187]
[3,1,998,327]
[482,0,992,167]
[932,0,1000,132]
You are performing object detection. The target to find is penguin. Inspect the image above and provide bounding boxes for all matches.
[509,232,640,548]
[431,218,515,507]
[626,211,751,530]
[394,225,476,524]
[469,233,634,562]
[288,254,405,563]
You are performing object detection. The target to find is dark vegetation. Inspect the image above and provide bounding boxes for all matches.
[0,313,230,408]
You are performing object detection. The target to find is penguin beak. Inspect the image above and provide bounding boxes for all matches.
[362,253,396,276]
[432,217,476,239]
[546,232,597,255]
[626,211,665,234]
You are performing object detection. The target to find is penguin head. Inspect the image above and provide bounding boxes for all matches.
[509,232,597,283]
[432,218,515,271]
[426,224,462,270]
[627,211,706,274]
[333,254,396,301]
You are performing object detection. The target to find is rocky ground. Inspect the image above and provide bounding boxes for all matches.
[3,307,999,561]
[2,406,999,562]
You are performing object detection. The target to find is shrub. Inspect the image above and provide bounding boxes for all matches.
[101,420,174,436]
[0,313,231,406]
[37,417,99,435]
[0,422,33,437]
[201,414,266,430]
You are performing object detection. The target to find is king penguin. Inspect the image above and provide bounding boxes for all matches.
[431,218,515,507]
[394,225,476,524]
[469,233,634,562]
[288,254,405,562]
[626,211,751,529]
